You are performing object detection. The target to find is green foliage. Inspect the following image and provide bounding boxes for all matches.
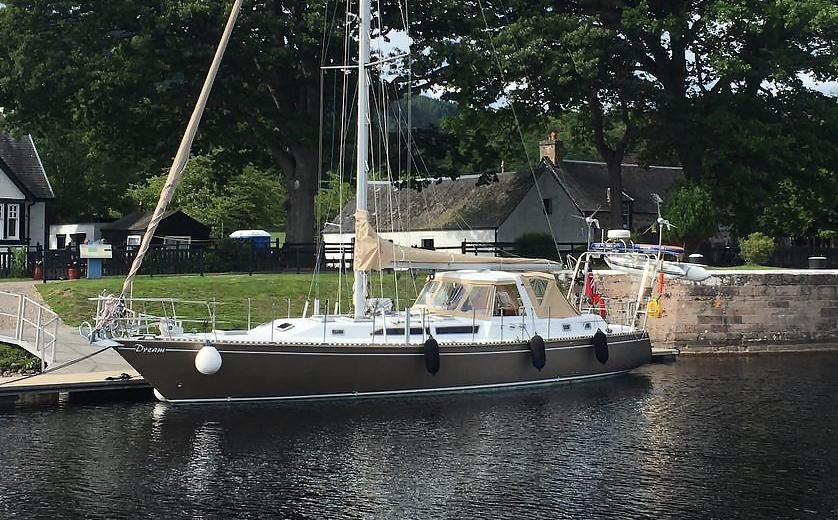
[740,232,776,265]
[315,171,353,227]
[758,168,838,238]
[128,150,285,237]
[514,232,560,261]
[0,0,347,240]
[0,343,39,372]
[11,248,28,278]
[405,0,838,236]
[386,96,458,130]
[662,183,719,249]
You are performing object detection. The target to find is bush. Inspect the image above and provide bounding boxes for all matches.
[11,248,28,278]
[514,232,560,261]
[0,343,39,372]
[740,232,775,265]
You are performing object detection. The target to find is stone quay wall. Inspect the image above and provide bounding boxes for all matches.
[592,271,838,354]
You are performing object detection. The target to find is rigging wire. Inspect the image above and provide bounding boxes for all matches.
[475,0,564,264]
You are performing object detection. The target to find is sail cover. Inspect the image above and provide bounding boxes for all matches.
[353,211,562,272]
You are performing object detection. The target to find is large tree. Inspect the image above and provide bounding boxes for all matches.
[0,0,353,242]
[402,0,651,229]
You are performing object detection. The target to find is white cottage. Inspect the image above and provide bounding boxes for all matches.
[0,134,55,249]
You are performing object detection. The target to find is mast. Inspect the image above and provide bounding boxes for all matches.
[353,0,371,320]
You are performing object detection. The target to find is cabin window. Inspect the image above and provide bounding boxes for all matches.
[331,329,345,336]
[562,324,571,331]
[529,278,549,304]
[56,234,67,249]
[373,327,429,336]
[542,198,552,216]
[460,286,493,315]
[436,326,479,334]
[415,280,441,307]
[421,238,435,250]
[442,282,466,310]
[5,204,19,240]
[494,285,521,316]
[584,323,592,330]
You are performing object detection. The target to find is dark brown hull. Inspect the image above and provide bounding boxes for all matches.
[113,333,652,403]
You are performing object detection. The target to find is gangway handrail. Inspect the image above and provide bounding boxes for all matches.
[0,290,59,369]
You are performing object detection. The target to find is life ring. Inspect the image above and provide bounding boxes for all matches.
[529,335,546,370]
[424,337,440,375]
[593,329,609,364]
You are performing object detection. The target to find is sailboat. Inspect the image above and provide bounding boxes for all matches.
[85,0,652,403]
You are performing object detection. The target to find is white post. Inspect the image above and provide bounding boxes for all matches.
[632,257,652,329]
[352,0,371,320]
[35,305,43,372]
[16,294,24,340]
[404,308,410,345]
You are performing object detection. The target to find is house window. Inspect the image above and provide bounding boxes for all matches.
[163,235,191,250]
[542,198,553,215]
[70,233,86,246]
[126,235,143,248]
[6,204,19,240]
[421,238,435,250]
[622,202,633,230]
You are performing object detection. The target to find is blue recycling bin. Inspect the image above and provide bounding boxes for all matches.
[87,258,103,279]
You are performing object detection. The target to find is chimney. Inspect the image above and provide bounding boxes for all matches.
[539,136,564,166]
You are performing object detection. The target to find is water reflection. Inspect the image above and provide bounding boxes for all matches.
[1,354,838,519]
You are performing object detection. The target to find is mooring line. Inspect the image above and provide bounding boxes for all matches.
[0,346,113,387]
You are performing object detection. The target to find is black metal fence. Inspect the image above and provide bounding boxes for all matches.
[695,244,838,268]
[3,239,835,281]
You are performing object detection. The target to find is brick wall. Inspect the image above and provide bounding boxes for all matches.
[594,271,838,354]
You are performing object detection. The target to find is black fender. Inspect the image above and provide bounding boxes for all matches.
[424,336,440,375]
[529,334,546,370]
[593,329,609,364]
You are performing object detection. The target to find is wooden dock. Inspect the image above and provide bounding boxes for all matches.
[0,370,150,399]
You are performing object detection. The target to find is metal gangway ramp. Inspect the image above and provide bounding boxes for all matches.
[0,290,58,370]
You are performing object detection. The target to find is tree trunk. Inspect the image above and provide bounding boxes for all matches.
[606,158,624,231]
[674,141,704,181]
[283,146,319,244]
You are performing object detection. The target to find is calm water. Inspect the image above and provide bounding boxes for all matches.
[1,354,838,519]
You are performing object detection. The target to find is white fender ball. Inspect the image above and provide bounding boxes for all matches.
[195,345,222,375]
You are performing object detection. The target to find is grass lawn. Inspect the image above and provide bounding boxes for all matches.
[36,272,424,330]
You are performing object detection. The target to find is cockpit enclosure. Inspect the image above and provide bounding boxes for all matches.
[411,270,578,320]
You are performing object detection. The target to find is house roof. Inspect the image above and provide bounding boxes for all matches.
[332,171,543,233]
[553,160,683,214]
[328,159,684,234]
[102,209,181,232]
[0,134,55,199]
